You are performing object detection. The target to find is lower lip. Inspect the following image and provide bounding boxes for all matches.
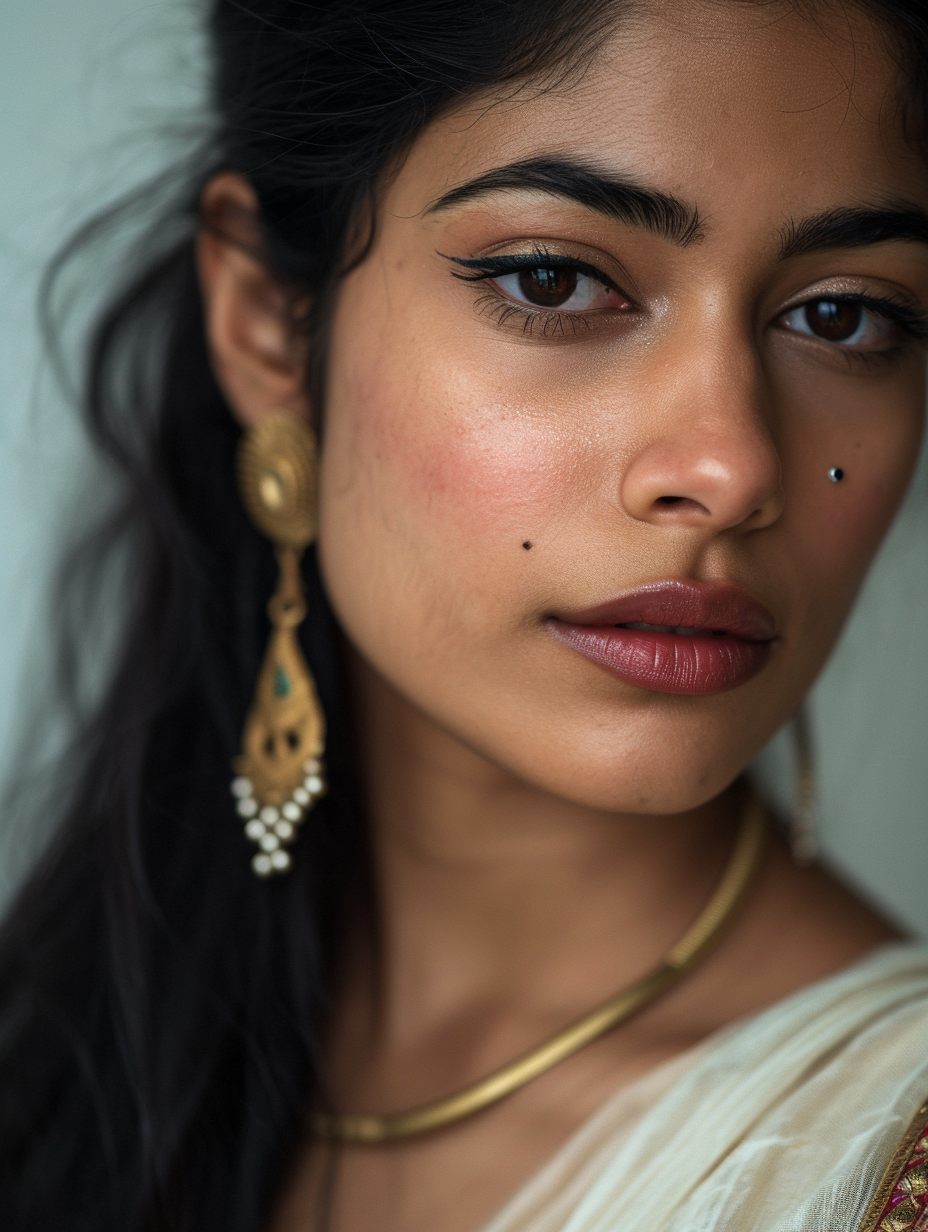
[549,622,772,696]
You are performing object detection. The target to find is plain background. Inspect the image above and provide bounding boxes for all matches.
[1,0,927,928]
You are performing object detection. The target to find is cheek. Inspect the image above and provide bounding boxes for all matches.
[815,425,920,572]
[785,378,924,647]
[818,475,901,564]
[317,288,587,660]
[359,364,566,540]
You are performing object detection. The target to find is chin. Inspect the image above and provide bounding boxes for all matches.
[491,718,756,816]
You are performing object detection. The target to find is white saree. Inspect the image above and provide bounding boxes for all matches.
[482,943,928,1232]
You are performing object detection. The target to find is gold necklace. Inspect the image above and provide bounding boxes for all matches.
[312,793,767,1144]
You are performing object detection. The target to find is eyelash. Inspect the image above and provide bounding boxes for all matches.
[474,297,594,337]
[790,292,928,371]
[446,249,928,351]
[447,246,629,337]
[449,247,619,290]
[799,293,928,344]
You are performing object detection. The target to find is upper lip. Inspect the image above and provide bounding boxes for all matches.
[551,580,777,642]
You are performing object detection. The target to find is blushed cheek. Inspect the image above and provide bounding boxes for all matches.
[331,341,578,557]
[316,308,598,684]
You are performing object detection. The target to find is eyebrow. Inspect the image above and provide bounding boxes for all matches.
[779,204,928,258]
[426,157,704,246]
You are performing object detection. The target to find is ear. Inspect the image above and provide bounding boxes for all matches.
[197,173,311,428]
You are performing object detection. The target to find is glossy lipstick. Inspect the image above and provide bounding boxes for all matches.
[549,580,775,696]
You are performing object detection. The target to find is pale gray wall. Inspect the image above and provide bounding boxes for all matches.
[1,0,927,926]
[0,0,205,892]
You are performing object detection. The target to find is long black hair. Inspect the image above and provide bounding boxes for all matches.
[1,1,927,1228]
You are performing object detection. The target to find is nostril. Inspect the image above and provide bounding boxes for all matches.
[652,494,711,517]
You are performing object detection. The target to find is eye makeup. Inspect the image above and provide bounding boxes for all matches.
[444,243,928,359]
[442,245,637,337]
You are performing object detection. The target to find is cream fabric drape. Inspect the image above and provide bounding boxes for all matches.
[483,944,928,1232]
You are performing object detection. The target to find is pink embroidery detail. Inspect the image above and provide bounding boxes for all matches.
[873,1122,928,1232]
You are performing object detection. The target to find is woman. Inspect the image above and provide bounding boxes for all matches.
[3,0,928,1228]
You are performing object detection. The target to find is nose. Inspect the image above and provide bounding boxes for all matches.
[619,336,783,533]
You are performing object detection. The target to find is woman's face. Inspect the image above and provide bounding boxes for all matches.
[318,0,928,813]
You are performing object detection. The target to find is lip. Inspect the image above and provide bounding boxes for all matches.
[548,580,776,696]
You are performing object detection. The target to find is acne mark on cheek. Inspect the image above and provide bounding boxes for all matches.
[522,540,533,550]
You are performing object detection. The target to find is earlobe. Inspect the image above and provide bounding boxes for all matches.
[197,172,311,428]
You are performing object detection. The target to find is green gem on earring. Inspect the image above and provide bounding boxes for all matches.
[273,666,292,697]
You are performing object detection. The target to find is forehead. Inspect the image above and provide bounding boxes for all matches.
[389,0,928,226]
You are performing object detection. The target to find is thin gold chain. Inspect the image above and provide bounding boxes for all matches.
[312,793,768,1144]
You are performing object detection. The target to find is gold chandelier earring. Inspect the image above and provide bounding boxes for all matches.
[230,414,327,878]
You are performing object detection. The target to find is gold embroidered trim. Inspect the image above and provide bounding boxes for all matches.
[859,1099,928,1232]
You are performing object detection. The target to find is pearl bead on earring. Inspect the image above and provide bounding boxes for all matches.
[828,467,844,483]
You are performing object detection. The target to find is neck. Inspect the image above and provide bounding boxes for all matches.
[344,655,741,1047]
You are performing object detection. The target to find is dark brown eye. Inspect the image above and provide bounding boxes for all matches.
[804,299,862,342]
[517,266,578,307]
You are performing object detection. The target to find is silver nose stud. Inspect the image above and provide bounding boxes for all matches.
[828,467,844,483]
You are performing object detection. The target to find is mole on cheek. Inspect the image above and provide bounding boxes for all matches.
[522,541,532,550]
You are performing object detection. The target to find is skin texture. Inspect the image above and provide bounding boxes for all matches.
[197,2,928,1230]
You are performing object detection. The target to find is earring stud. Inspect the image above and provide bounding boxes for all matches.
[828,467,844,483]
